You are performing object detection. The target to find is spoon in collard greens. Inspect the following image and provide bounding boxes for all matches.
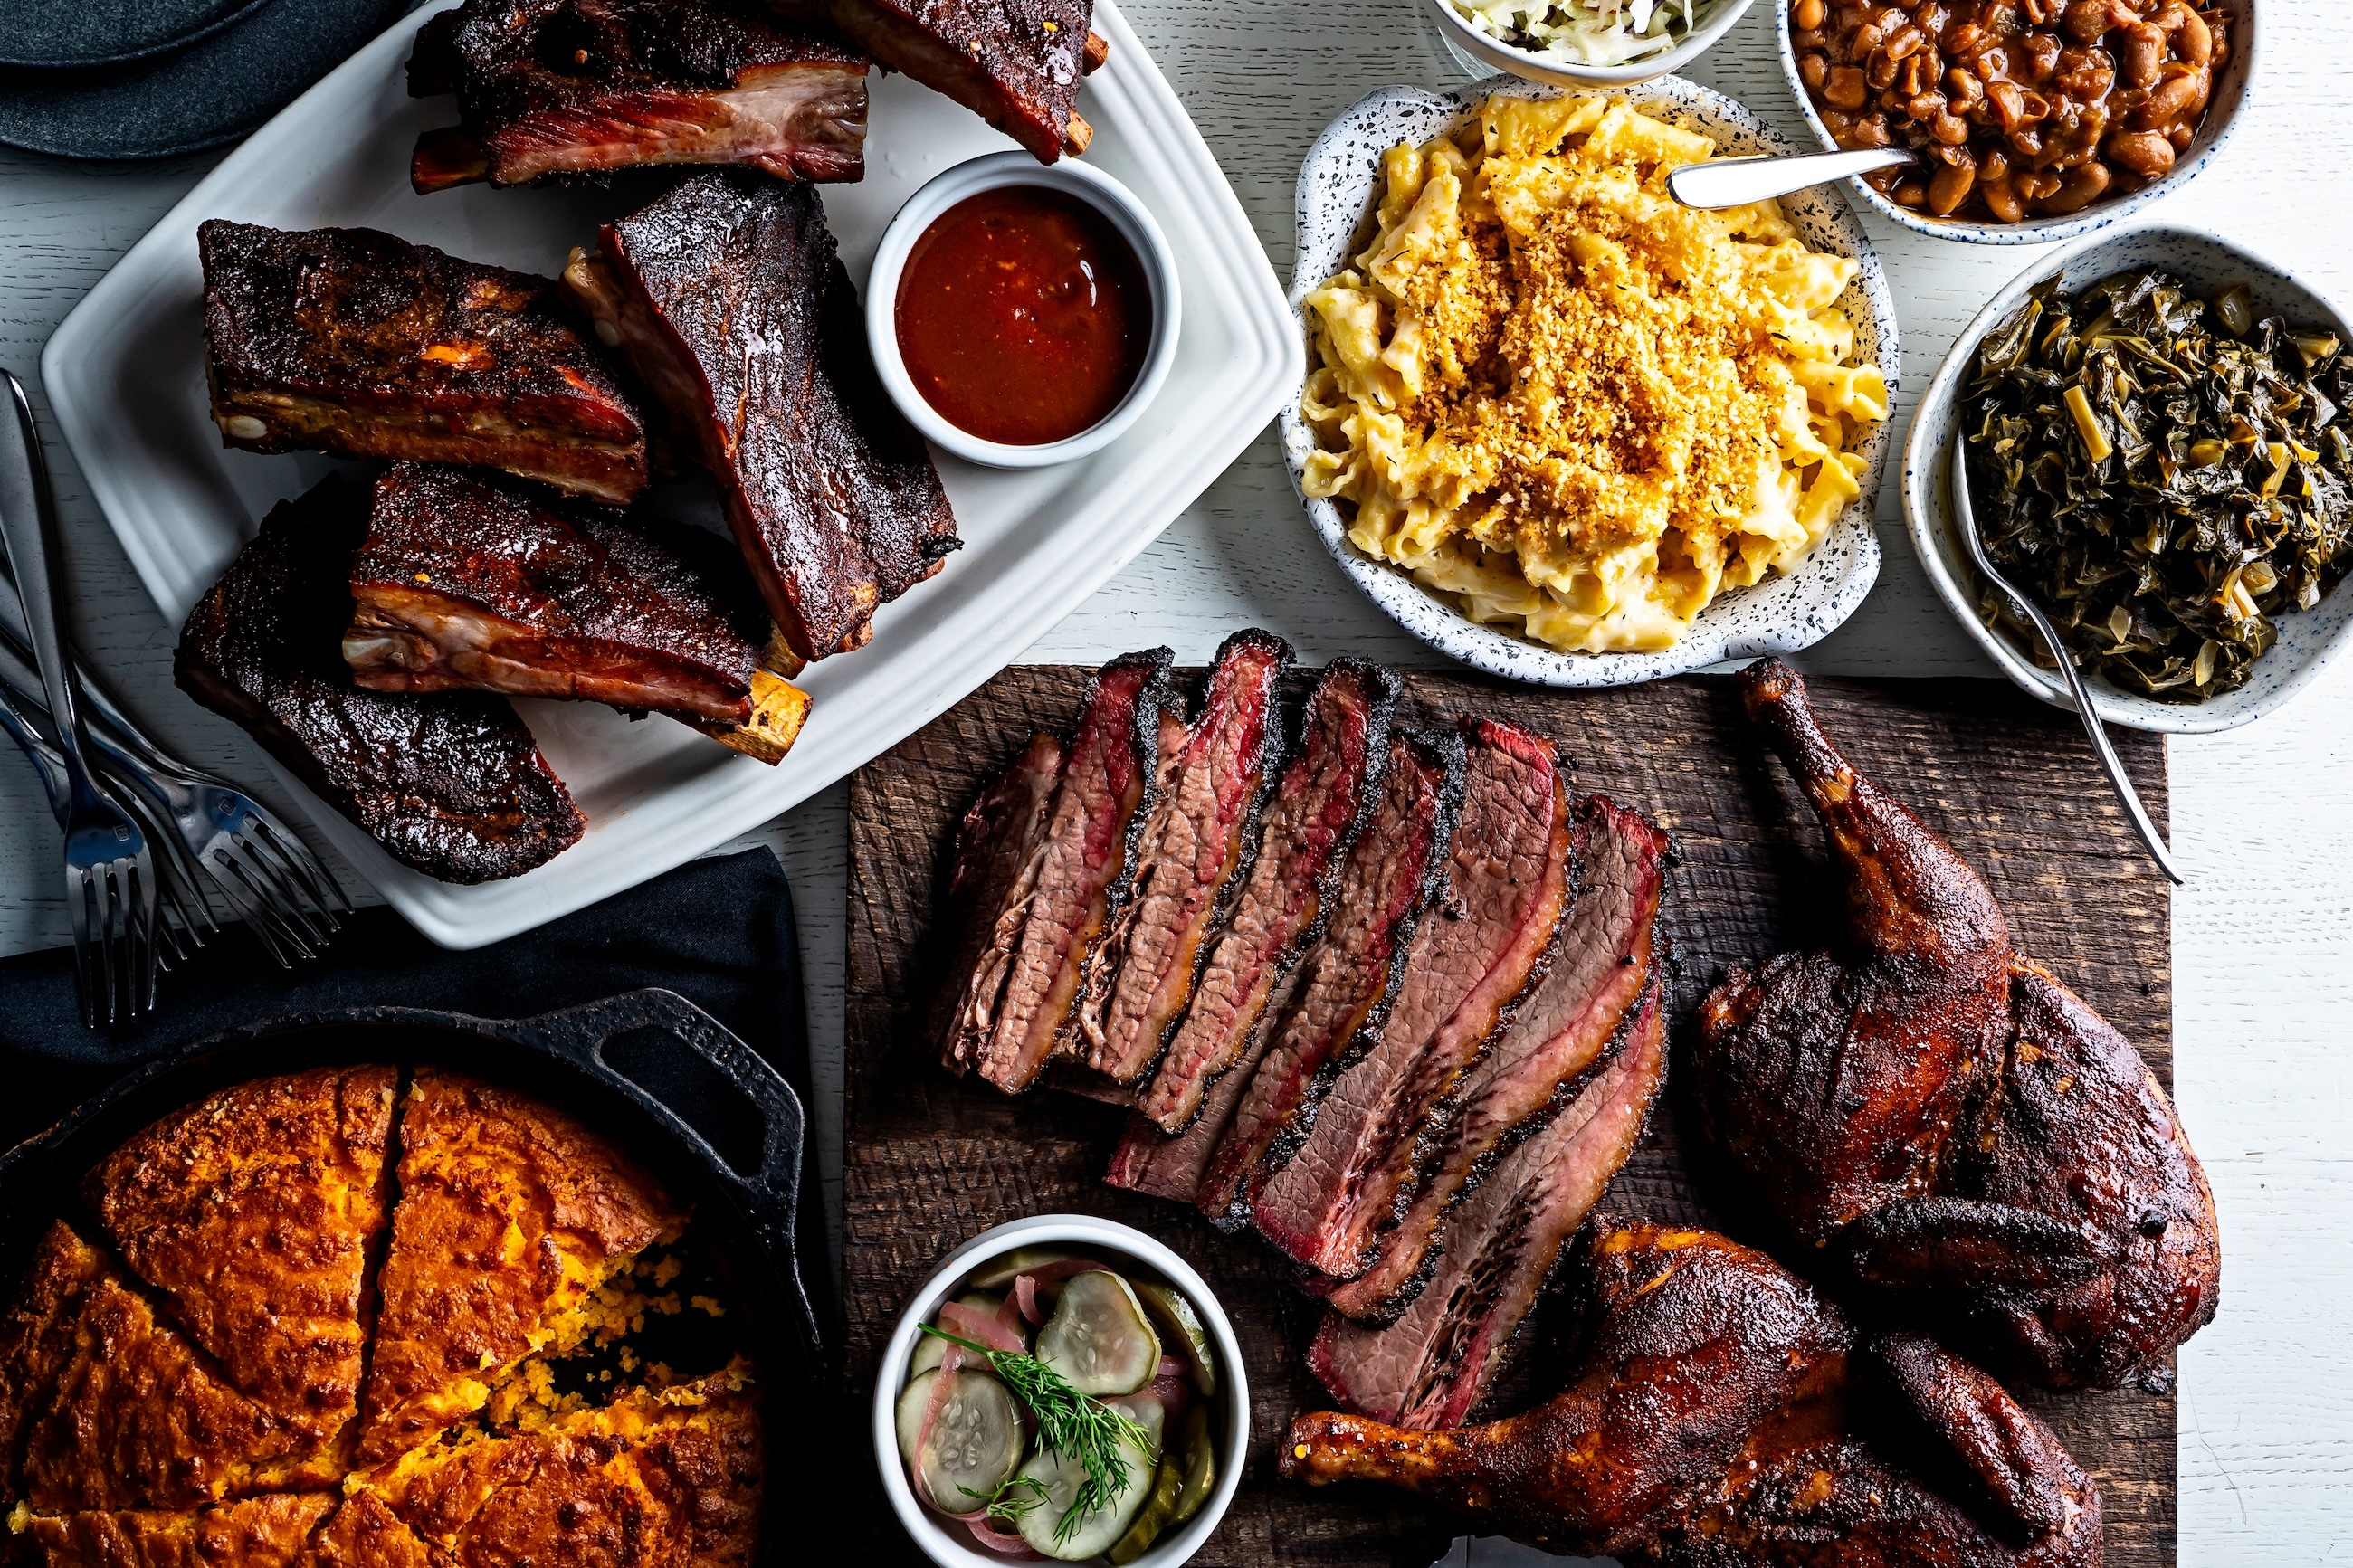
[1951,442,2184,885]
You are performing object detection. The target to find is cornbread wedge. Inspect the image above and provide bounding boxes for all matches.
[11,1494,333,1568]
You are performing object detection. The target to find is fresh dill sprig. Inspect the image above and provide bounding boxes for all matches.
[960,1473,1050,1525]
[921,1325,1157,1545]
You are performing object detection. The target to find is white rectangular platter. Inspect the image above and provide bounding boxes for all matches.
[42,0,1300,948]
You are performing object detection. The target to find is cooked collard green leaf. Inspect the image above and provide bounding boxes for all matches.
[1963,267,2353,701]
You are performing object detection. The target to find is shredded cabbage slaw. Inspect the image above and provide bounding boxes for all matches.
[1443,0,1710,66]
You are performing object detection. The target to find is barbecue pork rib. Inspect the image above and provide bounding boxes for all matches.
[768,0,1098,162]
[1283,1221,2104,1568]
[939,650,1177,1093]
[1252,717,1573,1281]
[1306,970,1664,1430]
[1317,794,1668,1323]
[343,463,809,765]
[175,477,584,885]
[1068,630,1293,1086]
[1194,728,1466,1226]
[566,173,957,661]
[406,0,868,193]
[1691,658,2219,1392]
[197,221,646,505]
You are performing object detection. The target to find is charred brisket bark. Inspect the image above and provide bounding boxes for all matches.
[567,173,956,661]
[929,733,1066,1072]
[1068,629,1293,1086]
[407,0,868,193]
[1251,719,1574,1281]
[197,221,646,504]
[175,477,584,885]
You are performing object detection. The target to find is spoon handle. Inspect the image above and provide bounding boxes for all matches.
[1666,147,1917,209]
[1949,442,2183,885]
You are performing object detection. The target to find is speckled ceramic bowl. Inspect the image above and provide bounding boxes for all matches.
[1278,74,1898,689]
[1775,0,2256,246]
[1905,223,2353,734]
[1421,0,1760,89]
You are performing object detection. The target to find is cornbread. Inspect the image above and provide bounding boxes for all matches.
[1300,94,1888,653]
[14,1494,332,1568]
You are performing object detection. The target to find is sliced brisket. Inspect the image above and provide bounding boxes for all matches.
[1319,796,1667,1322]
[773,0,1094,162]
[175,478,584,886]
[1252,719,1574,1280]
[1133,659,1399,1134]
[970,650,1176,1092]
[198,221,646,504]
[1305,967,1666,1430]
[1193,728,1467,1227]
[567,173,956,661]
[1069,630,1293,1085]
[407,0,867,193]
[932,732,1065,1073]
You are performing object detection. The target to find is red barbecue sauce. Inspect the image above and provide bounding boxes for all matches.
[894,186,1150,447]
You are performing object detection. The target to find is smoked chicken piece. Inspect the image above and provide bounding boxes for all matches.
[1283,1221,2104,1568]
[1318,796,1667,1322]
[197,221,646,505]
[356,1067,685,1465]
[565,174,957,662]
[11,1495,335,1568]
[79,1067,395,1453]
[174,479,585,886]
[362,1370,760,1567]
[938,651,1177,1093]
[0,1224,337,1511]
[1069,630,1293,1085]
[1253,718,1572,1279]
[1194,728,1466,1225]
[771,0,1100,163]
[343,463,810,765]
[1306,970,1664,1428]
[1118,658,1400,1140]
[406,0,868,194]
[1691,659,2220,1392]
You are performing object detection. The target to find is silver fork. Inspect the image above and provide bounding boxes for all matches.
[0,372,157,1023]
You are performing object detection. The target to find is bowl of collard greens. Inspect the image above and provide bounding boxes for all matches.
[1907,223,2353,734]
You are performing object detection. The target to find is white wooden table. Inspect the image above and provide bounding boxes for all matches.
[1,3,2347,1559]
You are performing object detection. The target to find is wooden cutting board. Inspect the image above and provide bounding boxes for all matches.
[843,665,2176,1568]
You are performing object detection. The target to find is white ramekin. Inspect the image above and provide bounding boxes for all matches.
[871,1214,1249,1568]
[865,154,1183,470]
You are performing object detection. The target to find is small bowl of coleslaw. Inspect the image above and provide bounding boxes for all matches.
[1422,0,1759,85]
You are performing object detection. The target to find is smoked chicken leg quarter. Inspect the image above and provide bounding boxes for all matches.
[1689,659,2220,1392]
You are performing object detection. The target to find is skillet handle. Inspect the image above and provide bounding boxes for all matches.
[499,988,825,1385]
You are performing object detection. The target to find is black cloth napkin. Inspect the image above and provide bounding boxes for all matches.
[0,848,828,1303]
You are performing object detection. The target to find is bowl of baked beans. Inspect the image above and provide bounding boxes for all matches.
[1778,0,2253,242]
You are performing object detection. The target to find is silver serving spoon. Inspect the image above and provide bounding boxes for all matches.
[1950,441,2183,884]
[1667,147,1918,209]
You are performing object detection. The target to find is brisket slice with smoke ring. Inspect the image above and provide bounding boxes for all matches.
[1192,728,1467,1227]
[1306,968,1666,1430]
[1128,658,1399,1136]
[568,173,956,661]
[1252,719,1574,1281]
[175,477,583,886]
[960,650,1176,1092]
[1069,630,1293,1085]
[198,221,646,505]
[930,733,1066,1073]
[407,0,867,192]
[1318,796,1668,1323]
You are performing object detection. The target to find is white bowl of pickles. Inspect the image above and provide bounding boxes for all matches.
[873,1216,1246,1567]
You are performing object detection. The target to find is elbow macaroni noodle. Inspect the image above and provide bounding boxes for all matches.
[1300,95,1888,654]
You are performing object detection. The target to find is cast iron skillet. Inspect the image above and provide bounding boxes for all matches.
[0,987,822,1550]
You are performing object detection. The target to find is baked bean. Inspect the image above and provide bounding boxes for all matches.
[1789,0,2230,223]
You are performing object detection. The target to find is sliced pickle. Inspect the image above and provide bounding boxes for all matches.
[913,1291,1010,1375]
[1036,1271,1161,1396]
[893,1368,1024,1513]
[967,1248,1082,1292]
[1013,1394,1164,1561]
[1107,1458,1186,1564]
[1135,1281,1216,1397]
[1168,1404,1215,1526]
